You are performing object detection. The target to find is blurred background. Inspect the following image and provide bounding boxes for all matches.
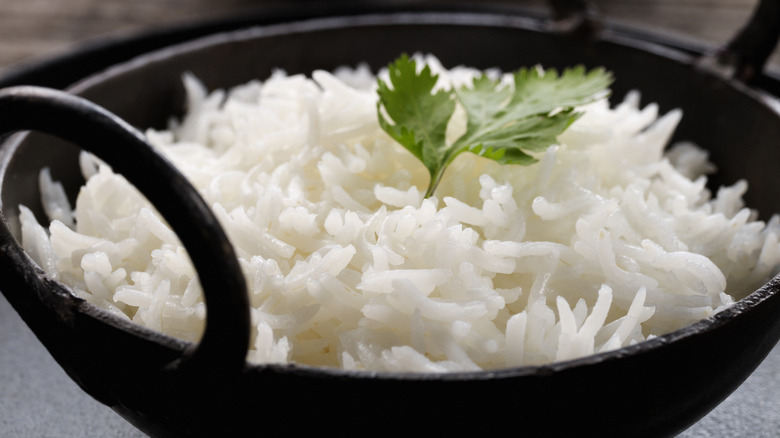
[0,0,774,76]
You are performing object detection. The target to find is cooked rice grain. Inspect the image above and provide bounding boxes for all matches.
[20,54,780,372]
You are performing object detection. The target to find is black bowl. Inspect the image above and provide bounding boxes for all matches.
[2,8,780,438]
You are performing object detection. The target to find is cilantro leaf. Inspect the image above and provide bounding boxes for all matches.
[377,55,613,198]
[376,54,455,175]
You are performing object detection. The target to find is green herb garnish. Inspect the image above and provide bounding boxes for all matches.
[376,54,613,198]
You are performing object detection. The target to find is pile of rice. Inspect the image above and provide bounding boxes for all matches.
[20,54,780,372]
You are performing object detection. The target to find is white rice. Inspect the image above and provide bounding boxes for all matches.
[20,54,780,372]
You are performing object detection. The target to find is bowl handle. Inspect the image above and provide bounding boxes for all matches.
[722,0,780,83]
[0,86,250,374]
[548,0,780,85]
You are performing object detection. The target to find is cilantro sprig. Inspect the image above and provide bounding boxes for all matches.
[376,55,613,198]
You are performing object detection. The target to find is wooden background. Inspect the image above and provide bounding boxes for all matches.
[0,0,774,76]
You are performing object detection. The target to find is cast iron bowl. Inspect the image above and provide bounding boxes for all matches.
[2,6,780,438]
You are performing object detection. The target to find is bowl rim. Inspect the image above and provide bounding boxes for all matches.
[4,9,780,382]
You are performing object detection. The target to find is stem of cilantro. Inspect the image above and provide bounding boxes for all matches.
[425,165,447,198]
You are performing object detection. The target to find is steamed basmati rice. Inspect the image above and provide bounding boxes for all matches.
[20,54,780,372]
